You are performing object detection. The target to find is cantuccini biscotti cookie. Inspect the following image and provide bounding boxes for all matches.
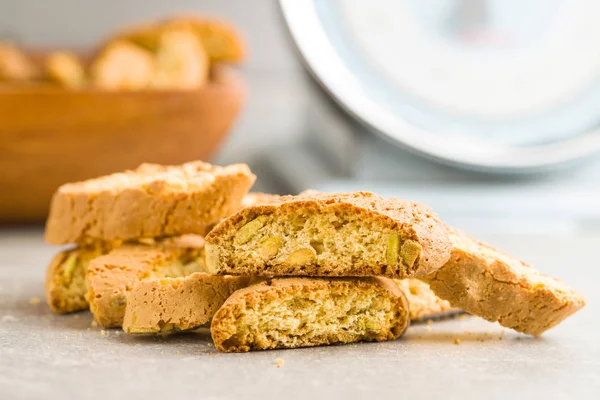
[395,279,458,321]
[45,243,112,314]
[87,239,206,328]
[111,16,246,63]
[44,51,86,88]
[205,192,451,279]
[44,235,205,314]
[45,161,255,245]
[152,27,209,89]
[43,192,274,315]
[0,42,39,81]
[122,272,253,334]
[211,277,410,352]
[90,40,155,90]
[424,228,586,336]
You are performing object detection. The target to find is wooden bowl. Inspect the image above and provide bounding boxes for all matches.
[0,64,245,222]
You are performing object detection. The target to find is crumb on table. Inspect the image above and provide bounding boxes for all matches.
[29,296,41,305]
[275,358,284,368]
[454,338,461,345]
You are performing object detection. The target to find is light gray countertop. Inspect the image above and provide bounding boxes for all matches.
[0,228,598,400]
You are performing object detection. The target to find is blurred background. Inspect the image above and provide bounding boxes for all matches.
[2,0,600,238]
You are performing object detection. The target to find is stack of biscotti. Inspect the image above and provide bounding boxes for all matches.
[44,161,452,334]
[204,191,586,351]
[43,162,586,353]
[44,160,257,328]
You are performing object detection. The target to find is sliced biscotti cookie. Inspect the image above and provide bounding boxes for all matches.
[395,279,458,321]
[44,234,205,314]
[211,277,409,352]
[45,243,112,314]
[424,228,586,336]
[110,15,246,63]
[205,192,451,279]
[87,240,206,328]
[122,272,253,334]
[45,161,256,245]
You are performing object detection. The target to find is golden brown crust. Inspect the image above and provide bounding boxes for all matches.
[205,192,451,279]
[86,241,205,328]
[122,272,253,334]
[211,277,410,352]
[395,279,457,321]
[45,161,255,245]
[424,228,586,335]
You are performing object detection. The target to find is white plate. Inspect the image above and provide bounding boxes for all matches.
[279,0,600,173]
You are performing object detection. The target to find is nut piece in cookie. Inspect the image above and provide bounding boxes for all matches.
[90,41,154,90]
[205,192,451,279]
[211,277,409,352]
[45,244,111,313]
[424,228,586,336]
[394,279,458,321]
[44,51,86,88]
[86,242,206,328]
[122,272,253,334]
[45,161,256,245]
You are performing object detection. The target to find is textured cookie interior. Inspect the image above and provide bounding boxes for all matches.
[208,205,422,278]
[212,279,408,352]
[45,246,106,313]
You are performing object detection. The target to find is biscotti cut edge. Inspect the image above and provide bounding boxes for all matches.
[205,192,451,279]
[211,277,410,352]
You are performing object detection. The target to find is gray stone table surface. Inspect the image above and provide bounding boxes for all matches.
[0,228,598,400]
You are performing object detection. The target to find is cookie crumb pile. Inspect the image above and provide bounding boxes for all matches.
[43,161,586,352]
